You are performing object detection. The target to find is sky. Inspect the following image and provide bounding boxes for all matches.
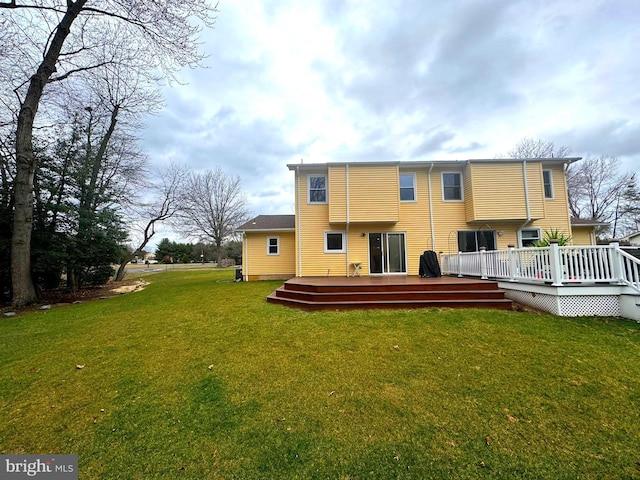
[141,0,640,238]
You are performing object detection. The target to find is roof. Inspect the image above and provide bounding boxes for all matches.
[287,157,582,171]
[622,231,640,240]
[570,218,609,227]
[236,214,295,232]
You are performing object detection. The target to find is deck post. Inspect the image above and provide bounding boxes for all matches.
[457,251,463,277]
[549,240,563,286]
[508,245,516,282]
[609,241,624,284]
[479,246,488,280]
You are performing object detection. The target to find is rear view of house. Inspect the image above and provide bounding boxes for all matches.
[237,158,597,281]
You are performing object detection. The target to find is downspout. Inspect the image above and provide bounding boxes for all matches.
[428,163,436,251]
[296,166,302,277]
[243,232,248,281]
[345,164,350,276]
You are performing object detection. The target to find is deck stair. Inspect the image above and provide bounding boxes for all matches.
[267,276,513,311]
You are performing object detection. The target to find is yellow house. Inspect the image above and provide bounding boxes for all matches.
[237,158,601,280]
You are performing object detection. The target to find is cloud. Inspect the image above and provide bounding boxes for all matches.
[138,0,640,230]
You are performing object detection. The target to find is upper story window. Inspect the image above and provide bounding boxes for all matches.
[267,236,279,255]
[399,173,416,202]
[543,170,553,199]
[308,174,327,203]
[442,172,463,201]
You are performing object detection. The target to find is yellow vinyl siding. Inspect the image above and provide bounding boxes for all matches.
[466,163,529,221]
[328,165,347,223]
[527,164,573,242]
[244,231,295,278]
[463,168,474,221]
[348,165,399,223]
[526,162,545,219]
[298,169,348,276]
[572,227,594,245]
[347,171,432,275]
[430,166,469,255]
[289,159,578,276]
[398,169,432,273]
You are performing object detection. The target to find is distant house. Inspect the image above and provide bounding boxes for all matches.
[237,157,598,281]
[570,218,609,245]
[622,230,640,246]
[236,214,295,280]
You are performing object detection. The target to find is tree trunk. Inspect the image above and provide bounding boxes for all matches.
[115,219,156,281]
[10,0,88,307]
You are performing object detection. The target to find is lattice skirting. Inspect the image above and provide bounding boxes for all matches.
[505,290,621,317]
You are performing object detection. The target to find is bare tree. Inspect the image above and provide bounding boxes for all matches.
[114,163,189,281]
[179,168,250,266]
[566,155,637,238]
[499,137,572,159]
[1,0,217,306]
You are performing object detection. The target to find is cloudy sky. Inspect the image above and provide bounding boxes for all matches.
[142,0,640,229]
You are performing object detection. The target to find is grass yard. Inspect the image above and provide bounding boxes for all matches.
[1,269,639,479]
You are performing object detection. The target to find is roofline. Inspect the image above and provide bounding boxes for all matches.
[287,157,582,170]
[235,228,296,233]
[570,221,609,227]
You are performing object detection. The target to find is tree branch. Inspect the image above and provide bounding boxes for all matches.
[48,61,112,83]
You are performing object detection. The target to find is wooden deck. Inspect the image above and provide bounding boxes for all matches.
[267,275,513,311]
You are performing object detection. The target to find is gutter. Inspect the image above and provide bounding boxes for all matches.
[243,232,248,281]
[296,166,302,277]
[345,164,350,277]
[428,163,436,251]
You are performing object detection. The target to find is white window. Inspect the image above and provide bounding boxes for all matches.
[267,236,279,255]
[520,228,541,247]
[324,231,345,253]
[308,174,327,203]
[442,172,463,201]
[543,170,553,199]
[399,173,416,202]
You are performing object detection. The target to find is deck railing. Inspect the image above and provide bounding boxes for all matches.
[441,242,640,293]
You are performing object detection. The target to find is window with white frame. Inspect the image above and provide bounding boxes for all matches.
[308,174,327,203]
[399,173,416,201]
[267,236,280,255]
[543,170,553,199]
[442,172,463,201]
[520,228,541,247]
[324,231,345,253]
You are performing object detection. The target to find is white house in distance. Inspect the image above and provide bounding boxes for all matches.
[622,230,640,246]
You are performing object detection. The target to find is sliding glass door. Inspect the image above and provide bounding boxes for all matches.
[369,232,407,274]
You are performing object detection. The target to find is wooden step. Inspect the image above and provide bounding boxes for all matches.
[267,292,513,311]
[266,276,513,311]
[274,287,507,303]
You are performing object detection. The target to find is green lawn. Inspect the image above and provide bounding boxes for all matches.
[1,269,639,479]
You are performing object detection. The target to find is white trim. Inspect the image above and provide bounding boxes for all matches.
[296,166,302,277]
[236,228,294,233]
[441,171,463,202]
[243,232,248,281]
[346,165,350,275]
[307,174,327,204]
[266,236,280,256]
[324,231,346,253]
[543,169,554,199]
[399,172,417,202]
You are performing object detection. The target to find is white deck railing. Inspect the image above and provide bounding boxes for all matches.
[441,242,640,293]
